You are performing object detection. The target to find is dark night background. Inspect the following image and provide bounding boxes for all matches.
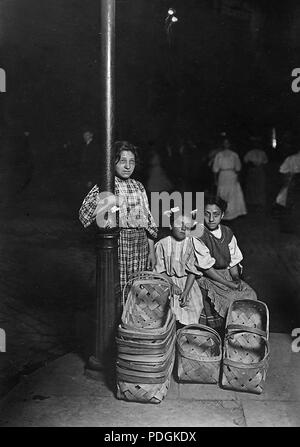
[1,0,300,184]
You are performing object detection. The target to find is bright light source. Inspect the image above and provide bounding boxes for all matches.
[168,8,175,15]
[272,127,277,148]
[171,16,178,22]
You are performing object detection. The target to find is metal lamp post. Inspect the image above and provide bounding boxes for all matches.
[85,0,121,379]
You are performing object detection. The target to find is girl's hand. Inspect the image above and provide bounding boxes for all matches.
[227,281,240,291]
[172,284,182,295]
[234,279,243,291]
[147,251,156,271]
[179,291,189,307]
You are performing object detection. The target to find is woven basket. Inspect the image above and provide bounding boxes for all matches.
[116,319,176,355]
[117,351,174,375]
[225,299,269,339]
[176,324,222,384]
[117,335,175,365]
[121,271,172,330]
[116,352,175,384]
[118,307,175,339]
[116,356,174,404]
[116,379,171,404]
[221,331,269,394]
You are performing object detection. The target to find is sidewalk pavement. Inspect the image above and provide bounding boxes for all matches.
[0,333,299,427]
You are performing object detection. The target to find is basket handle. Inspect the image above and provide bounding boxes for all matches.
[121,270,172,306]
[177,324,221,342]
[176,324,222,360]
[176,324,222,357]
[222,353,269,370]
[226,324,267,338]
[223,337,270,369]
[225,299,270,335]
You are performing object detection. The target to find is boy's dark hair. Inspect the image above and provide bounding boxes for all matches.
[114,141,140,167]
[204,193,227,213]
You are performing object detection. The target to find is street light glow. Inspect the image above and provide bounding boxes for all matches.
[168,8,175,15]
[272,127,277,148]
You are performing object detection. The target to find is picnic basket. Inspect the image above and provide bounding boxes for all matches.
[225,299,269,339]
[116,357,174,404]
[221,299,270,394]
[121,271,173,330]
[116,316,176,355]
[176,324,222,384]
[116,271,176,404]
[221,329,269,394]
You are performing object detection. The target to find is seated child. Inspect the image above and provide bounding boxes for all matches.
[196,194,257,333]
[154,211,214,326]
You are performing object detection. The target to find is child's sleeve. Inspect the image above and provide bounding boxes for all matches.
[139,182,158,239]
[228,235,243,268]
[212,153,220,173]
[79,185,99,228]
[188,237,216,272]
[153,241,167,274]
[279,156,291,174]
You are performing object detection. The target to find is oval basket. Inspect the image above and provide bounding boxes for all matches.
[221,330,270,394]
[116,352,175,384]
[116,356,175,404]
[121,271,172,330]
[176,324,222,384]
[225,299,269,339]
[116,318,176,355]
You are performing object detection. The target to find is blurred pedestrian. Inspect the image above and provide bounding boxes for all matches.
[212,137,247,220]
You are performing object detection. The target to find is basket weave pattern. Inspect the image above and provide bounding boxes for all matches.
[116,272,176,404]
[116,380,171,404]
[221,299,270,394]
[176,325,222,384]
[226,299,269,338]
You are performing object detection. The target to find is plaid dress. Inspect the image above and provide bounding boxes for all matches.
[79,177,158,291]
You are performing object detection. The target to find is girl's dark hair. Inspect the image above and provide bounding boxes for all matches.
[114,141,140,166]
[204,193,227,213]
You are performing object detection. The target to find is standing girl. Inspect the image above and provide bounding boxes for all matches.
[79,141,158,291]
[197,194,257,333]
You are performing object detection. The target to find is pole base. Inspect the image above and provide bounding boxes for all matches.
[84,355,105,381]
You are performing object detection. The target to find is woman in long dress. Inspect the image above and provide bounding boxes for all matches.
[212,138,247,220]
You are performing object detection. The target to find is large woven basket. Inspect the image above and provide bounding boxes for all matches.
[176,324,222,384]
[116,356,174,404]
[121,271,172,330]
[116,318,176,355]
[225,299,269,339]
[117,335,175,365]
[116,351,175,384]
[221,330,269,394]
[117,307,176,344]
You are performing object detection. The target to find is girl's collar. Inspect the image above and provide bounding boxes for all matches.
[205,225,224,241]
